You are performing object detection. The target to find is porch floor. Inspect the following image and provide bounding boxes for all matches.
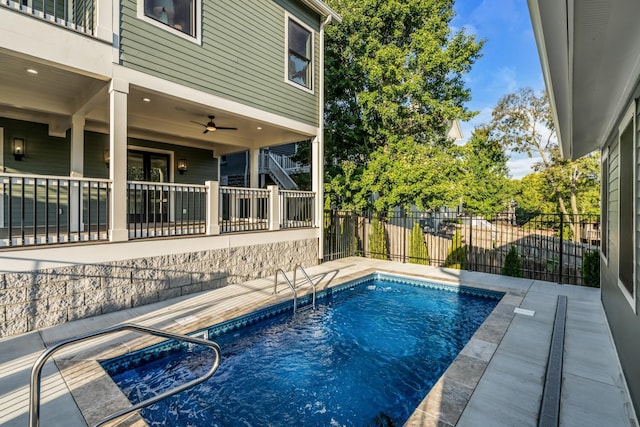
[0,258,636,426]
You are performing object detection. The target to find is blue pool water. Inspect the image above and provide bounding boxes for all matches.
[102,274,502,426]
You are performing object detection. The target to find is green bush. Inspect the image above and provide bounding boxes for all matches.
[582,250,600,287]
[408,222,429,265]
[444,229,466,269]
[502,246,522,277]
[368,218,388,260]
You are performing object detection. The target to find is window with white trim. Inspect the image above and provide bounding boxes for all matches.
[618,102,636,305]
[286,16,313,91]
[141,0,198,39]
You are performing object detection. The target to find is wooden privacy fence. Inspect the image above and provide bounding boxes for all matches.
[323,210,601,286]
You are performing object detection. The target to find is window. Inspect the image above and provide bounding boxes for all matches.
[141,0,198,39]
[286,16,313,91]
[618,102,636,307]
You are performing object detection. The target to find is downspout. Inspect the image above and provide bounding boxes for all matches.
[316,14,332,262]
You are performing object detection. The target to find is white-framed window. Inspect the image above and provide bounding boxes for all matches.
[138,0,201,44]
[617,101,636,311]
[285,13,314,93]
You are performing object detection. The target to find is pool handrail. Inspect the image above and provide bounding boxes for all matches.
[273,268,298,313]
[293,264,316,310]
[29,323,222,427]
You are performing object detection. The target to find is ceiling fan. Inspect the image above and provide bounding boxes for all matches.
[191,115,238,133]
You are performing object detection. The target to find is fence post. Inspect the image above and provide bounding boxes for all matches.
[268,185,280,231]
[402,210,407,263]
[558,214,564,284]
[468,217,473,271]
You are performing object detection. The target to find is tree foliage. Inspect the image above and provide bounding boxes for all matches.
[408,222,429,265]
[444,229,466,269]
[501,246,522,277]
[324,0,484,210]
[488,88,600,239]
[368,218,388,260]
[460,126,512,215]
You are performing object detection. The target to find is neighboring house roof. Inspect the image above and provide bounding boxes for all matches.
[527,0,640,159]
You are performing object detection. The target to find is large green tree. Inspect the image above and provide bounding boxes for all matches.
[489,88,600,239]
[324,0,484,210]
[460,126,512,215]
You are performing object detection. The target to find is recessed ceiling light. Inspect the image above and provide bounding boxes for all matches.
[256,126,262,130]
[26,68,38,75]
[142,97,151,102]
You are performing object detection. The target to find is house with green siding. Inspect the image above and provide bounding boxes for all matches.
[0,0,340,337]
[528,0,640,418]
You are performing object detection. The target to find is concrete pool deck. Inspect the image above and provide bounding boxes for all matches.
[0,257,637,426]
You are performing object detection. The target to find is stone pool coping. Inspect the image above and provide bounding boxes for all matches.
[49,264,520,426]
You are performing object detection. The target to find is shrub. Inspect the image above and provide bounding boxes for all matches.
[368,218,388,260]
[408,222,429,265]
[502,246,522,277]
[444,229,466,269]
[582,250,600,287]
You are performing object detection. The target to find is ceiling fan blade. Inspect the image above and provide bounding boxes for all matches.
[203,129,209,134]
[215,127,238,130]
[190,120,207,126]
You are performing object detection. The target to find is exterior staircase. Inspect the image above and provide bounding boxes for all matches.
[260,151,309,190]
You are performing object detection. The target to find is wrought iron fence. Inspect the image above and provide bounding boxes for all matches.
[323,210,601,286]
[127,181,206,239]
[0,174,110,247]
[219,186,269,233]
[280,190,314,229]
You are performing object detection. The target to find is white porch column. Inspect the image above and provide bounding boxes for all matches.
[69,114,85,232]
[268,185,280,231]
[249,148,260,188]
[108,79,129,242]
[311,135,323,254]
[205,180,220,235]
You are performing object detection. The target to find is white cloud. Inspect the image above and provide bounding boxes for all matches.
[508,155,540,179]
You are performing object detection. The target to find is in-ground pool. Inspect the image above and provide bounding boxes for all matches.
[102,273,503,426]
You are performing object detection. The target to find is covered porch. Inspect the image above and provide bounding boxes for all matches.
[0,49,323,250]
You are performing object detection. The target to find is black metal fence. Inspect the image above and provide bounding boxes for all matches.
[324,210,601,286]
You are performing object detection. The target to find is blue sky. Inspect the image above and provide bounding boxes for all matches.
[452,0,545,179]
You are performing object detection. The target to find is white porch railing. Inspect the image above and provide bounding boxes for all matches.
[0,173,316,248]
[1,0,96,35]
[0,173,110,247]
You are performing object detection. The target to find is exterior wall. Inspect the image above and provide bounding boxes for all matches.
[0,237,318,337]
[119,0,321,126]
[600,93,640,417]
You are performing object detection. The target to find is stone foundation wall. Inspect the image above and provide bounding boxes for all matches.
[0,238,318,338]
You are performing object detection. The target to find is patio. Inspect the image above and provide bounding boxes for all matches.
[0,258,635,426]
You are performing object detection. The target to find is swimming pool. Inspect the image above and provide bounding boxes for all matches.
[102,273,502,426]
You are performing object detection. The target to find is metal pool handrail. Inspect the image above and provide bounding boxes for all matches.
[293,265,316,310]
[273,268,298,313]
[29,323,222,427]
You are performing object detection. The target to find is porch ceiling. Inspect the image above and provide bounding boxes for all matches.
[528,0,640,159]
[0,49,313,155]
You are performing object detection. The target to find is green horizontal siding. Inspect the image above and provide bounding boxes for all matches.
[120,0,321,127]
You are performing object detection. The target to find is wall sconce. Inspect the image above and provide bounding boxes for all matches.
[104,149,110,168]
[13,138,25,161]
[177,158,188,174]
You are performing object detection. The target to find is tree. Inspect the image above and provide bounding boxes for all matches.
[324,0,484,209]
[444,229,466,269]
[368,218,388,260]
[501,246,522,277]
[488,88,600,240]
[460,126,512,215]
[408,222,429,265]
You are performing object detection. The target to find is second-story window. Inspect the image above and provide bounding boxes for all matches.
[287,17,313,91]
[143,0,196,37]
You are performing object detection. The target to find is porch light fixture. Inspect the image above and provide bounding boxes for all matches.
[12,138,25,161]
[177,158,188,174]
[104,149,110,168]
